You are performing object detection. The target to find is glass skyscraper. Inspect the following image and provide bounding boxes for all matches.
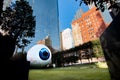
[26,0,60,52]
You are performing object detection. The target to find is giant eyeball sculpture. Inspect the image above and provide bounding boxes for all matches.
[27,44,52,67]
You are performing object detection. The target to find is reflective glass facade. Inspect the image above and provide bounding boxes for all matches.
[26,0,60,51]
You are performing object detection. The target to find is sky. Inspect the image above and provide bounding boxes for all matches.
[12,0,89,52]
[58,0,89,32]
[26,0,89,52]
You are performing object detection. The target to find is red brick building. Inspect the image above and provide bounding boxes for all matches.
[72,7,108,46]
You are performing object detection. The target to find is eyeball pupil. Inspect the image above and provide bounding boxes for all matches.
[43,51,48,56]
[39,48,50,60]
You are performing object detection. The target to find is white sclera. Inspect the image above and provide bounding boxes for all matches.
[27,44,52,67]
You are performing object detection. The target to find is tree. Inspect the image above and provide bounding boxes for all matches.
[0,0,36,53]
[76,0,120,12]
[0,0,4,26]
[91,39,104,59]
[0,0,3,14]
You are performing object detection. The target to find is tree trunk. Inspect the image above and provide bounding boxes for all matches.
[0,0,3,14]
[100,12,120,80]
[0,34,16,61]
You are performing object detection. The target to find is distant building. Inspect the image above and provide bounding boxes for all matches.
[73,8,84,21]
[37,35,57,53]
[60,32,63,50]
[72,23,83,46]
[61,28,74,50]
[72,7,107,46]
[88,2,113,25]
[1,0,60,52]
[26,0,60,51]
[37,35,51,47]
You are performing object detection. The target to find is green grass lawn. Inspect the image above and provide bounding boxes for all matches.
[28,62,111,80]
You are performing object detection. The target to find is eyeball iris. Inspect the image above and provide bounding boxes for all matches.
[39,48,50,60]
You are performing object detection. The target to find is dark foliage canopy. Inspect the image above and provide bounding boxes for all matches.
[0,0,36,48]
[0,0,3,14]
[76,0,120,12]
